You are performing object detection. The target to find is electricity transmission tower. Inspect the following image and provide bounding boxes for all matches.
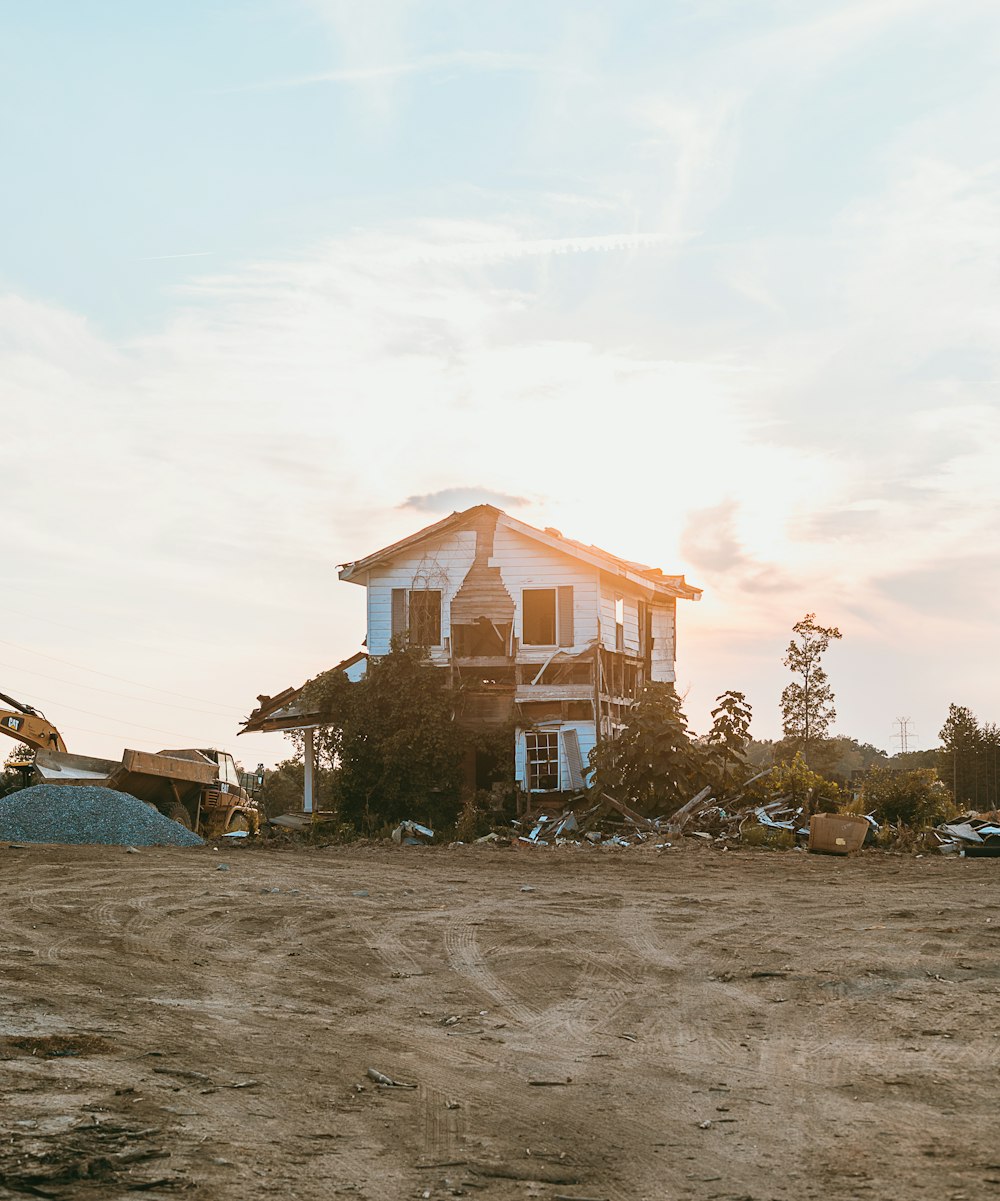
[894,717,914,755]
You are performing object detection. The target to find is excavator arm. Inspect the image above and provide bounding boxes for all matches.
[0,691,67,755]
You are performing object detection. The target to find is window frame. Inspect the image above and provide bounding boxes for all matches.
[391,588,441,648]
[525,730,561,792]
[522,587,558,647]
[407,588,443,647]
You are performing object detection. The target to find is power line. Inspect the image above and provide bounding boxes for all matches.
[0,638,246,714]
[7,686,236,745]
[0,658,248,718]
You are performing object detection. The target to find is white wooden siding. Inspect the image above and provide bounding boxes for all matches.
[597,580,642,653]
[363,523,679,684]
[492,527,600,650]
[515,721,597,793]
[365,530,477,659]
[650,601,676,682]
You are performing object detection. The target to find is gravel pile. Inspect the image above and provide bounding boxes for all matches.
[0,785,204,847]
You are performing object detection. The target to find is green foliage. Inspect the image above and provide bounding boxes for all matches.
[454,792,497,842]
[256,757,339,819]
[856,767,952,828]
[739,823,796,850]
[705,690,754,791]
[302,642,467,833]
[749,735,889,787]
[767,751,842,809]
[589,682,704,816]
[0,770,22,800]
[590,684,754,816]
[780,613,842,749]
[889,748,941,771]
[939,703,1000,810]
[807,737,887,783]
[0,746,31,799]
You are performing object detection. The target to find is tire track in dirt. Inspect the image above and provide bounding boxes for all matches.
[366,922,426,979]
[443,912,539,1024]
[6,882,101,964]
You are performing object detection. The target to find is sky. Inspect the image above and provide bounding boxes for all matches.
[2,0,999,769]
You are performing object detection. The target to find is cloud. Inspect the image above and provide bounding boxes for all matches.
[874,555,1000,623]
[401,488,530,514]
[679,501,792,595]
[220,49,550,93]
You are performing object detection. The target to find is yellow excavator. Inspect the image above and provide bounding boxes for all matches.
[0,691,67,756]
[0,690,259,837]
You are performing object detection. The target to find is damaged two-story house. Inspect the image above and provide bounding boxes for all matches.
[337,505,701,799]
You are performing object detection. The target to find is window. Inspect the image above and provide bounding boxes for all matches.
[522,586,575,647]
[392,588,442,646]
[526,731,560,792]
[523,588,556,645]
[615,596,625,652]
[409,590,442,646]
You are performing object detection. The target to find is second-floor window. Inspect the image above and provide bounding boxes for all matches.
[523,588,556,645]
[522,586,575,647]
[391,589,442,646]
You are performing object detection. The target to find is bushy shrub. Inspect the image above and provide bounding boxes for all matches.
[857,767,952,828]
[759,751,842,810]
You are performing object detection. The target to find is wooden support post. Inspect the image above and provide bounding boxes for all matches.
[303,727,315,815]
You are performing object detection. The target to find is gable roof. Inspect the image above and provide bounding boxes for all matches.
[338,505,701,601]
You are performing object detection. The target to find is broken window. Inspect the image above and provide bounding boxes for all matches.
[408,590,442,646]
[391,588,442,646]
[526,731,560,792]
[452,617,510,657]
[615,596,625,653]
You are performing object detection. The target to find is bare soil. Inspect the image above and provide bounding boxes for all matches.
[2,840,999,1201]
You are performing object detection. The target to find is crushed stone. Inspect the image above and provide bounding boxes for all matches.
[0,785,203,847]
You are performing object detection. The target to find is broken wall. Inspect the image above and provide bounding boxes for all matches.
[365,531,477,662]
[491,526,600,653]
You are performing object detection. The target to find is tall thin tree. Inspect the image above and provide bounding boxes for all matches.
[780,613,842,753]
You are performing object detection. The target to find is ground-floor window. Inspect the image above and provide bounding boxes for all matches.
[526,731,560,792]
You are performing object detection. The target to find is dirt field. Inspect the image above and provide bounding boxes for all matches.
[2,841,999,1201]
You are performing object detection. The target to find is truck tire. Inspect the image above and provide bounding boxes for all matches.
[162,801,193,830]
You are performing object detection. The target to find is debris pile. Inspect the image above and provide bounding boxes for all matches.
[391,820,434,846]
[0,785,203,847]
[507,795,671,849]
[933,817,1000,856]
[497,792,1000,858]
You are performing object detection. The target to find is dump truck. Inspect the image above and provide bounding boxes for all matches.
[2,689,259,836]
[34,746,260,837]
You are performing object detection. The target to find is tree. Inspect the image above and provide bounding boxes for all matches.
[257,757,339,819]
[704,690,753,792]
[747,735,890,788]
[301,642,467,833]
[939,703,996,810]
[780,613,842,751]
[0,746,31,800]
[589,682,704,817]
